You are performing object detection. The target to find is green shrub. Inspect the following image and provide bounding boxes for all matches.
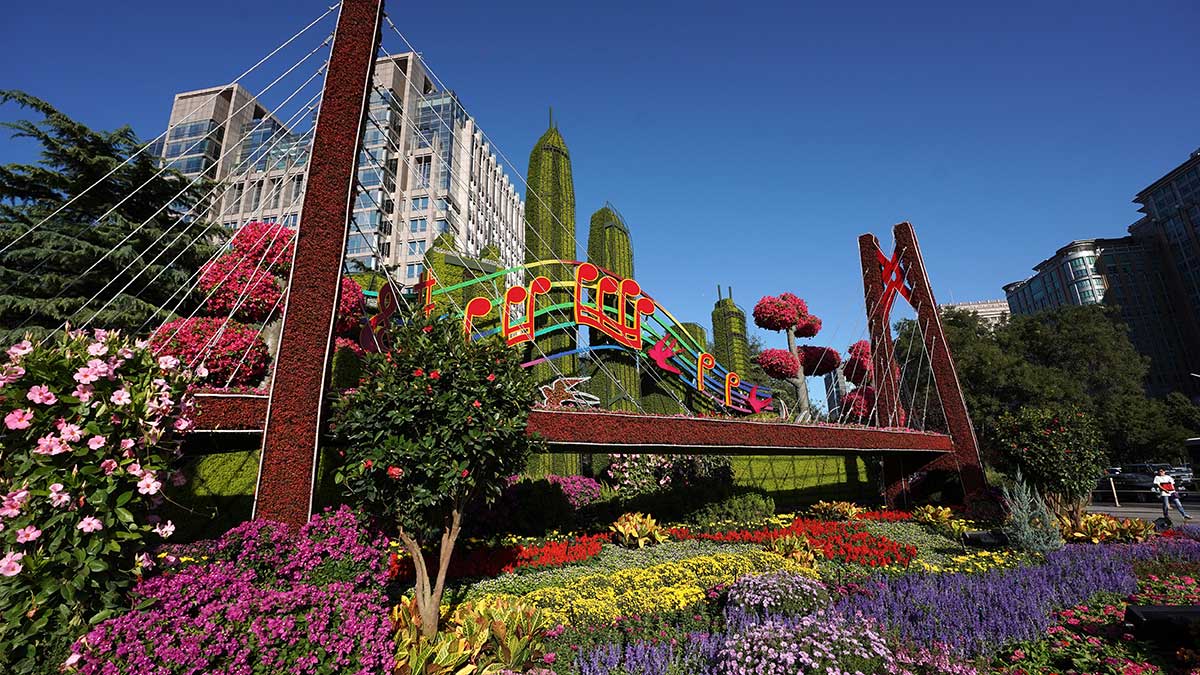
[1002,471,1064,554]
[688,492,775,526]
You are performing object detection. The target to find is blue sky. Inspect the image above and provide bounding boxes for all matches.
[3,0,1199,369]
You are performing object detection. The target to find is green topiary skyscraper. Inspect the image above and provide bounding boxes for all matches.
[712,287,751,376]
[584,203,639,410]
[524,118,577,385]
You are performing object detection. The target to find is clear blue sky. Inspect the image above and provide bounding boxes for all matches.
[3,0,1199,365]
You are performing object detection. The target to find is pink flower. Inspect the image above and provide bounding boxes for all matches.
[76,516,103,533]
[0,551,24,576]
[173,417,193,432]
[135,551,155,570]
[5,408,33,430]
[127,463,143,477]
[153,520,175,538]
[63,653,81,668]
[73,367,99,384]
[0,364,25,385]
[73,384,94,402]
[87,435,106,450]
[27,385,57,405]
[86,359,110,377]
[87,342,107,356]
[7,340,33,359]
[60,423,82,442]
[109,389,131,406]
[99,459,118,475]
[137,474,161,495]
[34,434,60,455]
[49,490,70,508]
[157,355,179,370]
[0,500,19,518]
[120,439,135,451]
[15,525,41,543]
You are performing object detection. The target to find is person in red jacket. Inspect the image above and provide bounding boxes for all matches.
[1154,468,1191,520]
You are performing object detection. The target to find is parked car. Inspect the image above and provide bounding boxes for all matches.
[1107,464,1189,502]
[1169,465,1194,489]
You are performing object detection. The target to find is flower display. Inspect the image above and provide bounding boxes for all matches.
[151,317,271,387]
[198,253,283,324]
[726,571,831,618]
[714,613,896,675]
[228,220,296,274]
[334,275,367,334]
[388,533,608,582]
[755,348,800,380]
[0,330,194,671]
[798,345,841,376]
[669,516,917,568]
[752,295,802,332]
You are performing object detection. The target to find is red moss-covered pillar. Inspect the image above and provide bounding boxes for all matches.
[253,0,384,526]
[859,223,988,508]
[891,222,987,503]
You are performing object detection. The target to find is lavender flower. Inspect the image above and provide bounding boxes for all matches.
[726,571,831,619]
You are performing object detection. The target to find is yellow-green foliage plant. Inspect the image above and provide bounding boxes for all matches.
[480,550,810,626]
[912,504,972,540]
[807,500,863,521]
[609,512,669,548]
[392,596,549,675]
[764,533,822,571]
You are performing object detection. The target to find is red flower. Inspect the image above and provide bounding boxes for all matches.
[363,459,374,470]
[472,400,481,408]
[461,469,469,477]
[413,368,424,377]
[422,325,433,333]
[429,370,440,379]
[486,373,496,382]
[387,466,403,479]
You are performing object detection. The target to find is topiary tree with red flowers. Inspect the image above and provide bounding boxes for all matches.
[751,293,841,421]
[836,340,907,427]
[151,317,271,387]
[330,308,542,637]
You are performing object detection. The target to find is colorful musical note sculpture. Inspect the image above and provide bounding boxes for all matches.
[463,296,493,335]
[646,336,683,375]
[573,262,655,350]
[696,352,716,392]
[724,372,741,407]
[502,276,551,346]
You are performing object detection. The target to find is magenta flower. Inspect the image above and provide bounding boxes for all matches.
[15,525,41,543]
[73,367,99,384]
[99,459,118,475]
[153,521,175,538]
[87,342,107,356]
[109,389,131,406]
[60,423,82,442]
[5,408,33,430]
[72,384,94,401]
[157,355,179,370]
[7,339,33,359]
[77,516,103,533]
[0,364,25,385]
[137,475,162,496]
[87,435,106,450]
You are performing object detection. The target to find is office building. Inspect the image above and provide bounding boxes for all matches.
[939,299,1010,326]
[155,53,525,288]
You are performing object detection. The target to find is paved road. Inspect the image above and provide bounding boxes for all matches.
[1087,500,1196,522]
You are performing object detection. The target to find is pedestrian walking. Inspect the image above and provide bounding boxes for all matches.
[1154,468,1192,521]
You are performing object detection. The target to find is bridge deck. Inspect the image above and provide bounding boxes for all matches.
[191,394,954,456]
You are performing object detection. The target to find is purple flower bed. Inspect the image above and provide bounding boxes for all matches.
[725,571,830,618]
[578,633,720,675]
[1171,524,1200,542]
[545,474,603,509]
[68,506,394,674]
[835,544,1139,657]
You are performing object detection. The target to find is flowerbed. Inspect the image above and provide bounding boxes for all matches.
[668,516,918,568]
[389,533,609,582]
[481,550,810,625]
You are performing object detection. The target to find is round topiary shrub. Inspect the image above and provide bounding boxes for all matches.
[228,221,295,274]
[755,348,799,380]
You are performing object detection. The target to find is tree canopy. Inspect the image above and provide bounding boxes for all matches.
[895,305,1200,465]
[0,91,214,342]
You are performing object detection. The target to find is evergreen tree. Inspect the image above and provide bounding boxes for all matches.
[0,91,214,341]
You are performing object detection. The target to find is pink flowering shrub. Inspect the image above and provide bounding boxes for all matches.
[151,317,270,387]
[752,295,801,332]
[229,220,295,274]
[0,330,194,672]
[605,454,732,496]
[335,276,367,335]
[198,254,283,323]
[798,345,841,377]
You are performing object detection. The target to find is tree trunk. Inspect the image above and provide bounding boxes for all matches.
[786,328,811,421]
[397,508,465,639]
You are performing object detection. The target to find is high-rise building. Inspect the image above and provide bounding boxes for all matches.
[155,53,525,291]
[584,203,638,410]
[1003,237,1195,396]
[824,366,852,416]
[523,121,577,383]
[939,299,1010,327]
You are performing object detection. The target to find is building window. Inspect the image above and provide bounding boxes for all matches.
[409,218,427,233]
[407,240,427,255]
[415,157,431,187]
[436,219,449,233]
[411,197,429,211]
[406,263,424,279]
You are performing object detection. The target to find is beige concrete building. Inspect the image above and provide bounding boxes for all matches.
[939,299,1011,326]
[156,52,525,290]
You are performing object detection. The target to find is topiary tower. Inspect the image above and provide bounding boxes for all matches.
[642,322,707,415]
[584,203,638,410]
[711,287,751,376]
[523,118,577,385]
